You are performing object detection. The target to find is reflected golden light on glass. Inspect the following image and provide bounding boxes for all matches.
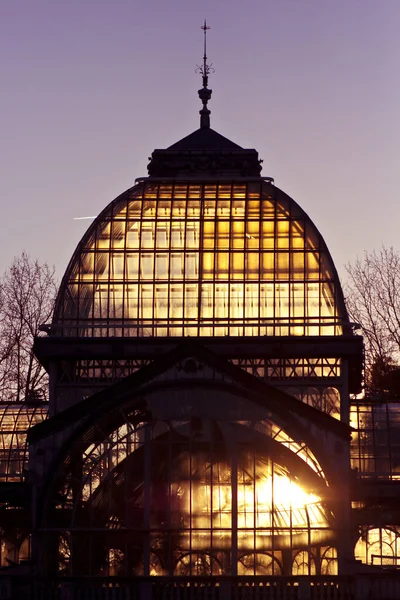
[177,460,327,539]
[0,405,47,482]
[58,181,344,339]
[355,528,400,567]
[57,414,338,576]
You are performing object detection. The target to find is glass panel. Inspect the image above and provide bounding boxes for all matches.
[203,221,215,249]
[246,222,260,249]
[231,253,244,279]
[155,222,170,248]
[276,220,290,249]
[126,223,140,249]
[216,253,229,276]
[232,221,245,249]
[216,221,230,249]
[261,253,274,279]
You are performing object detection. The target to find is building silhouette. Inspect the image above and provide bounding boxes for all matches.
[1,32,400,599]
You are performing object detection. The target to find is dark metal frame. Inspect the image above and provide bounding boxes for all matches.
[52,180,350,339]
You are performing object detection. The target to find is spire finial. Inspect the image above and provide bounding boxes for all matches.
[201,19,210,88]
[196,20,214,128]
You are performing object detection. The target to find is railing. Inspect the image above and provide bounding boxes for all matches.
[2,574,400,600]
[0,575,358,600]
[41,318,346,338]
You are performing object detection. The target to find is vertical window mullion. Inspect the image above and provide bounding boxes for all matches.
[197,184,205,336]
[273,195,278,335]
[167,186,173,335]
[122,202,129,336]
[106,214,112,337]
[183,183,189,336]
[138,195,145,336]
[151,184,159,335]
[213,188,218,335]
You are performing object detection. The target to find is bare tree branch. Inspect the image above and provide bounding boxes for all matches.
[345,246,400,393]
[0,252,57,402]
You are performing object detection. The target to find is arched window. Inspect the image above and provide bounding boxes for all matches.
[43,409,335,576]
[292,550,316,576]
[355,527,400,567]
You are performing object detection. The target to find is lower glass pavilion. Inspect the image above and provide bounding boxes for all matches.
[1,59,400,600]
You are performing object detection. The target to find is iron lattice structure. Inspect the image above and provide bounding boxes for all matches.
[26,121,362,582]
[53,180,348,339]
[0,402,47,483]
[3,85,399,599]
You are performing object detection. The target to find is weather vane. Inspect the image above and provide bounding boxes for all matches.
[196,20,214,128]
[196,20,214,88]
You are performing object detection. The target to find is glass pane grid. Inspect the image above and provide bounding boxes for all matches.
[351,401,400,479]
[54,419,335,576]
[55,181,344,338]
[0,403,48,481]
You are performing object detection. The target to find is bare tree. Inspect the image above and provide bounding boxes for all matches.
[345,246,400,393]
[0,252,57,402]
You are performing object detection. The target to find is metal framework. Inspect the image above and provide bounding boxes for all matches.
[53,180,348,339]
[2,29,400,593]
[350,400,400,480]
[25,164,359,582]
[35,363,341,578]
[355,527,400,568]
[4,116,386,597]
[0,402,47,482]
[349,399,400,568]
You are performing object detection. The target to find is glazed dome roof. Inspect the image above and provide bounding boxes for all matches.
[52,51,348,339]
[52,147,348,338]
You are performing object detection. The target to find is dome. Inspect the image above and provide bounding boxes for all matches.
[53,146,348,338]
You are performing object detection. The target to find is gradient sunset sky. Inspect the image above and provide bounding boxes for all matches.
[1,0,399,281]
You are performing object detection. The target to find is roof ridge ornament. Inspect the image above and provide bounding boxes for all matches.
[196,20,214,129]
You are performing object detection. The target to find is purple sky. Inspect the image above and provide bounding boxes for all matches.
[1,0,399,282]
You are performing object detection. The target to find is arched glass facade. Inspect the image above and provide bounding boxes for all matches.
[28,119,362,591]
[54,180,348,338]
[43,388,337,577]
[355,528,400,568]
